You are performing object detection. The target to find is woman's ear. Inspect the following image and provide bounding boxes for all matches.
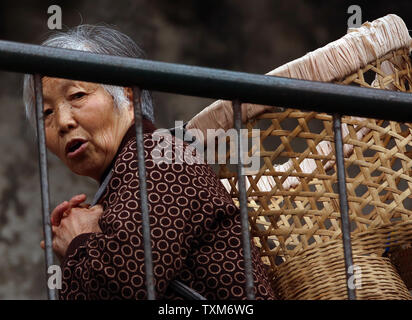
[124,87,133,108]
[123,87,135,122]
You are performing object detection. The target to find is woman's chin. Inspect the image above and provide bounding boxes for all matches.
[68,162,100,180]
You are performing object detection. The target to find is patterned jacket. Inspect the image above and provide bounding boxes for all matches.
[59,119,275,300]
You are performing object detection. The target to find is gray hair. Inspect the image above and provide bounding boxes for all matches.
[23,24,154,129]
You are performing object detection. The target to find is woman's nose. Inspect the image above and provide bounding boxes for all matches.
[56,104,77,136]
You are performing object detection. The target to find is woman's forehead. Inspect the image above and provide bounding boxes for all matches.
[42,77,98,95]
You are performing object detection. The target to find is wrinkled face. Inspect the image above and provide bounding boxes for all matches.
[42,77,134,181]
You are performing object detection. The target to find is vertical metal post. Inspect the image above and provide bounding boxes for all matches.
[33,74,57,300]
[233,99,255,300]
[333,113,356,300]
[132,86,156,300]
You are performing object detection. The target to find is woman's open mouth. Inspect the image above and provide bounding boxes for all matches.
[65,139,88,159]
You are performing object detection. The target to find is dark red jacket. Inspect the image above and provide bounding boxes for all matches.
[59,120,275,300]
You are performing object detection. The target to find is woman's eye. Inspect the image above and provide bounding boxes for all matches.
[43,109,53,117]
[70,92,86,100]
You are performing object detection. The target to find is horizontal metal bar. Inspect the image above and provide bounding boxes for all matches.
[1,40,412,122]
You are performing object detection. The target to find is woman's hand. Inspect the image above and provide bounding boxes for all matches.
[50,194,90,226]
[52,204,103,260]
[41,194,103,261]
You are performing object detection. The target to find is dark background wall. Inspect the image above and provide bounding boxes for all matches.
[0,0,410,299]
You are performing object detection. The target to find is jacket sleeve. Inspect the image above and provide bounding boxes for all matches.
[59,136,237,300]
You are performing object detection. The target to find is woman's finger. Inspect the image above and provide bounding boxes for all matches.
[40,240,45,249]
[68,194,87,207]
[51,194,87,226]
[51,201,70,226]
[78,203,91,209]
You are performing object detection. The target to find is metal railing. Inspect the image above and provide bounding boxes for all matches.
[1,39,412,300]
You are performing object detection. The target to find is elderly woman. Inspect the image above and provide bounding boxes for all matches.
[23,25,275,300]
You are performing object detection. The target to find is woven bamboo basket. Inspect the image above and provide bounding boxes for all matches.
[187,14,412,299]
[272,239,412,300]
